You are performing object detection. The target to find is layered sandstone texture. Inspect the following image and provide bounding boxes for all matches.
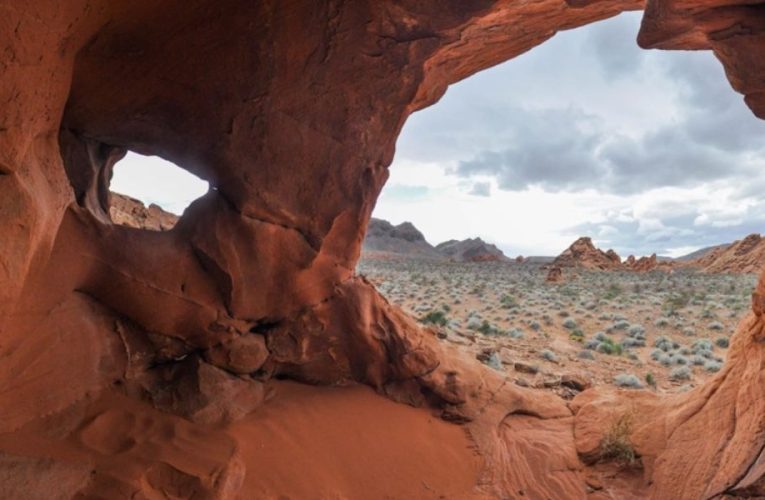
[689,233,765,273]
[109,192,178,231]
[2,0,765,498]
[551,237,624,270]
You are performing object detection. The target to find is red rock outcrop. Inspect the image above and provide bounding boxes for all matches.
[109,192,179,231]
[3,0,765,498]
[624,253,659,272]
[546,265,565,283]
[689,233,765,273]
[551,236,624,270]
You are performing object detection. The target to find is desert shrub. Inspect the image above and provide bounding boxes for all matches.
[568,329,584,343]
[613,374,642,389]
[478,320,498,336]
[421,310,448,327]
[594,331,608,342]
[692,355,706,366]
[540,349,558,362]
[529,321,541,331]
[654,336,674,352]
[650,349,663,361]
[663,292,690,316]
[622,338,646,348]
[604,283,623,300]
[669,366,692,382]
[627,324,645,338]
[691,339,713,354]
[645,372,656,388]
[659,354,672,367]
[715,337,729,348]
[578,350,595,360]
[654,317,670,328]
[704,360,722,372]
[584,339,600,350]
[708,321,724,331]
[562,318,578,330]
[466,316,482,330]
[673,354,689,366]
[612,320,630,331]
[509,328,524,339]
[500,294,517,309]
[597,337,623,356]
[481,352,502,371]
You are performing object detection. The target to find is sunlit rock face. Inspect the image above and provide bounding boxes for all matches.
[2,0,765,498]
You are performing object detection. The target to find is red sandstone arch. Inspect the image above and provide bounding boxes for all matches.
[2,0,765,497]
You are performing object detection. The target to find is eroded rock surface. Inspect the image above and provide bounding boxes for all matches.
[551,237,624,270]
[2,0,765,498]
[689,233,765,273]
[109,192,179,231]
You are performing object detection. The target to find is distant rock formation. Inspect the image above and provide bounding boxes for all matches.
[624,253,659,272]
[361,218,510,262]
[362,218,443,259]
[689,233,765,273]
[545,265,564,283]
[550,237,623,271]
[435,237,510,262]
[109,192,178,231]
[550,237,668,273]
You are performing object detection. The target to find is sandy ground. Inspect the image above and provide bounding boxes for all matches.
[358,258,755,395]
[0,382,484,499]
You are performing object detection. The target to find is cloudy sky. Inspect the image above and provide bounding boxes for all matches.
[113,11,765,258]
[375,11,765,258]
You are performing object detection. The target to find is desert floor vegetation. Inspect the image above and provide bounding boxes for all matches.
[358,259,754,396]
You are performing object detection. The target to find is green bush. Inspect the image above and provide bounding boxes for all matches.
[420,310,448,327]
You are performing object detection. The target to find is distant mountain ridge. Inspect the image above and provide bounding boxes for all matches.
[435,238,510,262]
[363,218,443,259]
[362,218,512,262]
[362,219,765,274]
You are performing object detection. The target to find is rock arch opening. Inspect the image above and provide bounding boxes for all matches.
[363,11,765,395]
[108,151,209,230]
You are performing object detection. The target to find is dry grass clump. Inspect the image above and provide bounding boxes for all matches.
[599,413,639,467]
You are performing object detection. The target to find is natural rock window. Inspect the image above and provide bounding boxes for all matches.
[109,152,209,231]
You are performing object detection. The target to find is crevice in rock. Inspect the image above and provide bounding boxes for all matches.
[214,186,322,253]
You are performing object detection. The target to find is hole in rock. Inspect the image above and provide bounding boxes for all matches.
[109,151,209,231]
[359,12,765,395]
